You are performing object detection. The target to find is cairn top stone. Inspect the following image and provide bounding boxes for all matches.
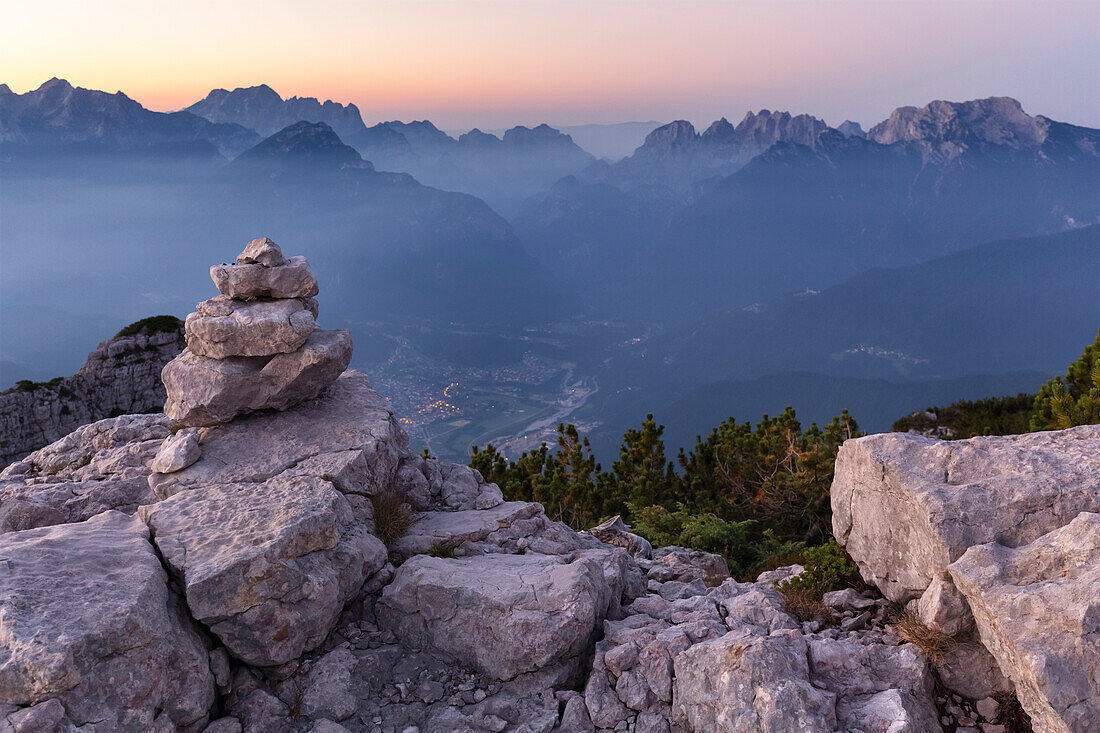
[237,237,288,267]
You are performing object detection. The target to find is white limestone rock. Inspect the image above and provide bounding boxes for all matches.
[647,546,729,585]
[161,329,352,427]
[0,511,215,731]
[387,501,543,560]
[831,427,1100,605]
[948,512,1100,733]
[185,295,318,359]
[140,475,387,667]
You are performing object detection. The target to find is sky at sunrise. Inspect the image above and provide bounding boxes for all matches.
[3,0,1098,130]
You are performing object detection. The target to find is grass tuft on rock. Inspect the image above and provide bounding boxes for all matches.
[427,541,458,558]
[889,608,956,666]
[778,586,835,623]
[371,490,414,544]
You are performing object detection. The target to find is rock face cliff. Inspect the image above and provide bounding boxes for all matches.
[0,317,184,466]
[0,241,1096,733]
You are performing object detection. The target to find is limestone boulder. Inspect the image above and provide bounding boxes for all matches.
[162,329,352,427]
[948,512,1100,733]
[0,511,214,731]
[141,475,386,667]
[831,426,1100,604]
[185,295,317,359]
[211,256,319,300]
[0,414,169,529]
[671,629,836,732]
[152,370,404,500]
[376,550,639,681]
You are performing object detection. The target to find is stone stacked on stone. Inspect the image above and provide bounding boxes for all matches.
[162,237,351,426]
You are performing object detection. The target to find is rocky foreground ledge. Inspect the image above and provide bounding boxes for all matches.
[1,240,1097,733]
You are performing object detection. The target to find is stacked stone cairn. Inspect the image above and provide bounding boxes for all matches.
[162,237,352,426]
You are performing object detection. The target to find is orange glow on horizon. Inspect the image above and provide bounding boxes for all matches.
[3,0,1098,130]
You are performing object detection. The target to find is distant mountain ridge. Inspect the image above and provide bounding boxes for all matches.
[516,96,1100,317]
[0,78,259,158]
[587,109,832,189]
[184,84,368,139]
[866,96,1080,161]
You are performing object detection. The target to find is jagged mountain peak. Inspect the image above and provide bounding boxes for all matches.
[734,109,829,146]
[185,85,366,138]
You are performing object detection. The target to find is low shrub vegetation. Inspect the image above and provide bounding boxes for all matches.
[774,539,862,600]
[472,408,859,576]
[114,314,183,338]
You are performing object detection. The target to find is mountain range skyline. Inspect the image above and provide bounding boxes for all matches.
[4,1,1097,130]
[7,77,1095,163]
[7,76,1100,141]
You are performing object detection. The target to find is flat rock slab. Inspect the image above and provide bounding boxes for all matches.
[185,295,318,358]
[162,329,352,427]
[153,370,405,499]
[948,512,1100,733]
[388,501,543,561]
[141,475,387,667]
[212,256,319,300]
[377,551,633,681]
[0,511,214,731]
[831,426,1100,603]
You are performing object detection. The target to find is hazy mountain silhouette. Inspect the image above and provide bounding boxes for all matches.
[0,114,569,379]
[353,120,594,217]
[0,78,259,158]
[233,120,369,174]
[517,98,1100,318]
